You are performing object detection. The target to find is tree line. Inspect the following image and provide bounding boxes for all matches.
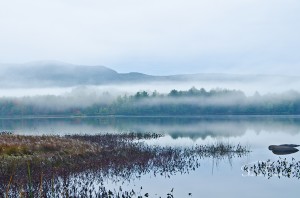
[1,87,300,116]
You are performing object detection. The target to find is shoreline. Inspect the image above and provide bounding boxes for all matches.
[1,114,300,120]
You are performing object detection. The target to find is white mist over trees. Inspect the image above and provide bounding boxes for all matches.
[0,87,300,116]
[2,62,300,97]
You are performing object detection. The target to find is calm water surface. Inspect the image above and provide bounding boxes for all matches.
[1,116,300,197]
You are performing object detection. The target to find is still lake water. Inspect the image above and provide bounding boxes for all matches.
[1,115,300,197]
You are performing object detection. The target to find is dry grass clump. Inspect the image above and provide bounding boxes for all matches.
[0,134,100,159]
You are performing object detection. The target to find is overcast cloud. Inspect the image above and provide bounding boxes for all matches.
[0,0,300,75]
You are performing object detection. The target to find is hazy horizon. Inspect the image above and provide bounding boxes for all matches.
[1,1,300,96]
[1,0,300,76]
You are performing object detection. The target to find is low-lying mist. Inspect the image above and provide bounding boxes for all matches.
[1,78,300,97]
[1,86,119,110]
[1,87,300,116]
[2,62,300,98]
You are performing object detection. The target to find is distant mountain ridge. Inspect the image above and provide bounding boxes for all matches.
[0,61,157,87]
[0,61,299,88]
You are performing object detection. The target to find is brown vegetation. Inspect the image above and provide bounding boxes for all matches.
[0,132,249,197]
[0,134,100,160]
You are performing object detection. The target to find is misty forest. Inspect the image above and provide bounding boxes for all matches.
[1,87,300,117]
[2,0,300,197]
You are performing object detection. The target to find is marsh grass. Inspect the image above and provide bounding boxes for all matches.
[243,157,300,179]
[0,132,249,197]
[0,134,100,159]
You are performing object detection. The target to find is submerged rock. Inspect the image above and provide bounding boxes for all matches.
[268,144,299,155]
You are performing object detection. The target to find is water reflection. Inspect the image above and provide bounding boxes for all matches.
[1,116,300,197]
[2,116,300,139]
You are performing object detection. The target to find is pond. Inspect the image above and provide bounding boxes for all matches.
[1,115,300,197]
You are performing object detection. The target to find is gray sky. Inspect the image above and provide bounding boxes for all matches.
[0,0,300,75]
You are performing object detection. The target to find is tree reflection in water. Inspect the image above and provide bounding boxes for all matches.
[0,133,249,197]
[242,158,300,179]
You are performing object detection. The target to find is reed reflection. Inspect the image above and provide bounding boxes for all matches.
[243,158,300,179]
